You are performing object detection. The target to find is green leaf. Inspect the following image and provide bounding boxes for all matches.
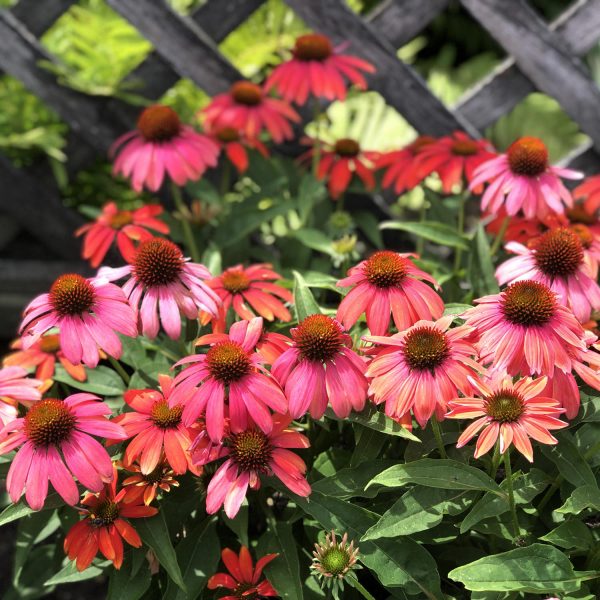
[163,517,219,600]
[355,210,384,248]
[258,520,303,600]
[540,431,596,488]
[137,512,186,592]
[469,222,499,296]
[539,521,594,550]
[367,459,505,497]
[363,487,472,540]
[443,303,472,316]
[449,543,598,593]
[53,364,124,396]
[292,228,335,256]
[293,270,321,322]
[325,405,419,441]
[556,485,600,515]
[45,560,105,585]
[296,174,326,225]
[311,460,396,499]
[107,560,151,600]
[0,493,64,526]
[380,220,468,249]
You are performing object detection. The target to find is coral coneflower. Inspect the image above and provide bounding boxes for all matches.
[111,375,198,475]
[312,530,360,591]
[304,137,378,199]
[64,471,157,571]
[19,274,137,368]
[210,263,293,323]
[364,316,480,426]
[207,125,269,173]
[414,131,496,194]
[265,33,375,105]
[192,414,310,518]
[170,317,287,442]
[495,228,600,322]
[574,173,600,214]
[208,546,278,599]
[470,136,582,219]
[272,314,367,419]
[121,459,179,506]
[447,373,568,462]
[75,201,169,268]
[4,334,86,384]
[111,104,219,192]
[376,136,437,195]
[0,366,42,425]
[99,238,220,339]
[336,250,444,335]
[202,81,300,143]
[0,394,126,509]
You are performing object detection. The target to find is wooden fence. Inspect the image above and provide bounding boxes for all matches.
[1,0,600,335]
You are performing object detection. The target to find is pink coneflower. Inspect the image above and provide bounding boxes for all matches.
[463,280,600,418]
[470,136,582,219]
[192,414,310,518]
[376,136,437,195]
[446,373,568,462]
[75,201,169,268]
[0,366,42,425]
[170,317,287,442]
[495,228,600,322]
[111,104,219,192]
[265,33,375,105]
[4,334,87,384]
[206,125,269,173]
[574,173,600,214]
[364,316,480,426]
[210,263,293,323]
[415,131,496,194]
[336,250,443,335]
[99,238,220,340]
[272,314,367,419]
[208,546,278,599]
[303,137,378,199]
[201,81,300,143]
[19,274,137,369]
[0,393,127,510]
[111,375,198,476]
[257,331,291,365]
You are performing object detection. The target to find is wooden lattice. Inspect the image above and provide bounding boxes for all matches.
[1,0,600,334]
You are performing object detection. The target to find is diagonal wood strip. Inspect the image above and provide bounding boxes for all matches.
[11,0,77,36]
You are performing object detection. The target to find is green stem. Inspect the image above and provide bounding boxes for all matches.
[488,442,501,480]
[536,474,563,513]
[336,192,345,212]
[416,199,427,256]
[453,192,467,273]
[108,356,130,385]
[430,417,447,459]
[503,450,520,540]
[312,100,322,178]
[220,160,231,197]
[348,574,376,600]
[490,215,510,256]
[171,183,200,262]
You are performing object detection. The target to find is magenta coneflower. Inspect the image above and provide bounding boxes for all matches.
[337,250,443,335]
[99,238,220,340]
[210,263,293,323]
[192,414,310,518]
[111,105,219,192]
[272,314,367,419]
[0,393,127,509]
[495,228,600,322]
[201,81,300,143]
[170,317,287,442]
[470,136,582,219]
[19,274,137,368]
[364,316,480,426]
[447,373,568,462]
[0,366,42,425]
[265,33,375,105]
[111,375,198,475]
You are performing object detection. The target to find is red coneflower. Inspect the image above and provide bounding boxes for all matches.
[206,125,269,173]
[75,201,169,268]
[201,80,300,143]
[573,173,600,214]
[265,33,375,105]
[121,459,179,506]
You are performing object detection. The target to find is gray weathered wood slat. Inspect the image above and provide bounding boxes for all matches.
[562,142,600,174]
[368,0,449,49]
[282,0,476,137]
[458,0,600,139]
[10,0,77,36]
[106,0,242,96]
